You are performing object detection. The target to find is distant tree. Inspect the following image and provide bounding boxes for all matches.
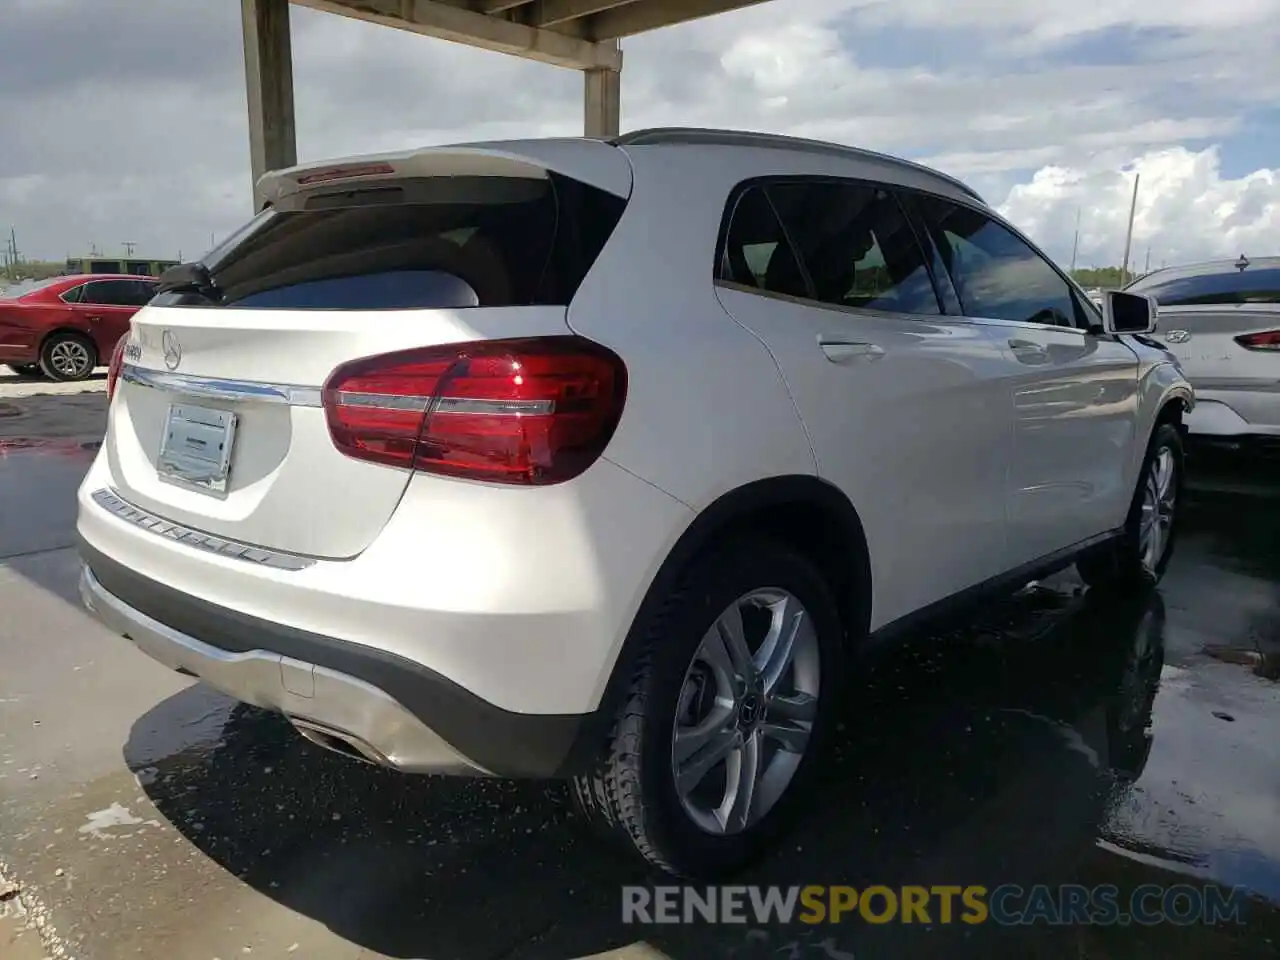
[1071,266,1129,289]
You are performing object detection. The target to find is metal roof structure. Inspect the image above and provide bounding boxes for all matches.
[240,0,775,208]
[292,1,772,67]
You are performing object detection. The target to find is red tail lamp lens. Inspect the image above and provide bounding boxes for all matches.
[322,337,627,485]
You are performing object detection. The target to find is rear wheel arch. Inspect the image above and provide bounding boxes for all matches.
[659,476,870,642]
[1155,393,1189,431]
[575,476,872,765]
[40,325,97,355]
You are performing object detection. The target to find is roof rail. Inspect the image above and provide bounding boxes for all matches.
[613,127,985,204]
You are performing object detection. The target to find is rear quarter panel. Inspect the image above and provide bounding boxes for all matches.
[0,301,78,362]
[564,144,819,514]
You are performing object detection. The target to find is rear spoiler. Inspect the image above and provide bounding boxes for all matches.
[256,140,633,210]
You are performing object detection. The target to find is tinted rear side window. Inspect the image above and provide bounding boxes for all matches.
[767,181,941,315]
[81,280,153,306]
[1127,267,1280,306]
[155,174,626,310]
[718,186,810,299]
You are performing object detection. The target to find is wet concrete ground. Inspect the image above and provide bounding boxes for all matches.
[1,391,1278,960]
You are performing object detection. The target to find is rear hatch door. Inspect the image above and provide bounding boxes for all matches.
[104,142,631,559]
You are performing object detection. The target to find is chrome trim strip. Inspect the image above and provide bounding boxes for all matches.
[121,363,322,407]
[435,397,554,415]
[332,392,554,415]
[335,391,430,411]
[90,487,315,570]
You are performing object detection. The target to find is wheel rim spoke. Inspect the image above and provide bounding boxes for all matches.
[755,593,806,695]
[759,718,810,754]
[675,725,739,797]
[707,603,755,683]
[769,690,817,723]
[673,702,736,766]
[718,730,761,833]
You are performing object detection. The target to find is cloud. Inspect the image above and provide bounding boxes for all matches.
[0,0,1277,269]
[997,145,1279,270]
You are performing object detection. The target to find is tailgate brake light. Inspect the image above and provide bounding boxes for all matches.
[322,336,627,485]
[1235,330,1280,350]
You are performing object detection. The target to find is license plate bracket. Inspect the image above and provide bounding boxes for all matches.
[157,403,238,495]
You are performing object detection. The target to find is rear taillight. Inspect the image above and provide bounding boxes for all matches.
[106,336,128,401]
[1235,330,1280,350]
[322,337,627,485]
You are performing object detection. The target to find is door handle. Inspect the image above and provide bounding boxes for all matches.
[818,338,885,364]
[1008,338,1049,363]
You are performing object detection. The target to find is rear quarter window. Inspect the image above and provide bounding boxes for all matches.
[156,174,626,311]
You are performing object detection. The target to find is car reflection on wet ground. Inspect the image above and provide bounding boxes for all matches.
[1,394,1279,960]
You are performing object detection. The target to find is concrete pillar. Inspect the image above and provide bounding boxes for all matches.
[241,0,297,210]
[583,42,621,138]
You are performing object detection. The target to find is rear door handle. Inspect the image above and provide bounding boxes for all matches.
[1008,338,1049,362]
[818,338,885,364]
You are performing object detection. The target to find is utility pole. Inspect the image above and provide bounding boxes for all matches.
[1120,172,1140,287]
[1144,247,1151,274]
[1069,208,1081,274]
[123,241,136,257]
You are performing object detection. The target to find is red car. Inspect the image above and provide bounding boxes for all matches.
[0,274,158,381]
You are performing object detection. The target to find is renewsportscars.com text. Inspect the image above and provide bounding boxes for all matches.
[622,884,1250,927]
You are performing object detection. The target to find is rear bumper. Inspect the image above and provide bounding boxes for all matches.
[1186,390,1280,438]
[78,542,593,778]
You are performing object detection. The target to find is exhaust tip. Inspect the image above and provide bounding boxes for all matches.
[289,717,391,768]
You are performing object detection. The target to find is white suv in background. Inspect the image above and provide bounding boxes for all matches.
[77,128,1192,878]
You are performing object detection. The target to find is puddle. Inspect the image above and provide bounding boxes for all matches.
[78,803,161,840]
[0,437,101,456]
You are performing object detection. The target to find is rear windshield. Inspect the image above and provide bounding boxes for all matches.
[1126,265,1280,306]
[153,173,626,311]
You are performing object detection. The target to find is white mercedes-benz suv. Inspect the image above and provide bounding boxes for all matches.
[76,128,1192,878]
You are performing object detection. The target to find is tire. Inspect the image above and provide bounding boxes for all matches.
[4,363,41,377]
[571,537,846,878]
[39,332,97,382]
[1078,422,1184,591]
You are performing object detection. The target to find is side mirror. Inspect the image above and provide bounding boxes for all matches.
[1101,290,1157,335]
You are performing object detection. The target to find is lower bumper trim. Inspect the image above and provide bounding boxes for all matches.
[77,538,596,778]
[79,564,487,775]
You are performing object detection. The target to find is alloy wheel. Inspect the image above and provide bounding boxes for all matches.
[670,588,821,836]
[49,339,92,379]
[1138,447,1177,574]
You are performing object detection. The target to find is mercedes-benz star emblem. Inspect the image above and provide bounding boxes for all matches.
[161,330,182,371]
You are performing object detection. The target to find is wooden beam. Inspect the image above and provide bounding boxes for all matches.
[290,0,620,70]
[242,0,297,210]
[531,0,640,28]
[586,0,771,40]
[473,0,533,12]
[583,51,621,137]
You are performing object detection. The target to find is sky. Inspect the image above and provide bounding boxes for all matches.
[1,0,1278,272]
